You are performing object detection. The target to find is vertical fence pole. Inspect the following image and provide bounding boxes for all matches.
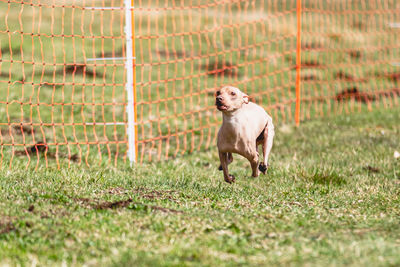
[124,0,137,163]
[295,0,302,126]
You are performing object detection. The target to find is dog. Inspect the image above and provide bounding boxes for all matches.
[215,86,274,183]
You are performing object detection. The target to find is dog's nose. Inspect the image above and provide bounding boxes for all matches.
[216,96,223,101]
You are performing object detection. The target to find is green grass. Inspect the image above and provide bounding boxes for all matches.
[0,2,400,264]
[1,106,399,266]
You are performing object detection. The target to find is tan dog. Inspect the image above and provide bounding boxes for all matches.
[216,86,274,183]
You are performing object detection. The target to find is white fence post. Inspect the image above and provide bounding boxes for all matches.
[124,0,137,164]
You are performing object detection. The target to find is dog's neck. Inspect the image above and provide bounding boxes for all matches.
[221,108,244,124]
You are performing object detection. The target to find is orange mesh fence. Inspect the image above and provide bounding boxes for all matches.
[0,0,399,167]
[0,0,129,168]
[135,0,298,162]
[299,1,400,121]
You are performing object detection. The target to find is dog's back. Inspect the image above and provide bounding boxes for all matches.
[219,102,269,140]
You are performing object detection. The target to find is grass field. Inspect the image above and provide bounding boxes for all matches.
[0,1,400,265]
[1,106,399,266]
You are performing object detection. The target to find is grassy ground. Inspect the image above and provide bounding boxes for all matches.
[0,1,399,265]
[1,106,399,266]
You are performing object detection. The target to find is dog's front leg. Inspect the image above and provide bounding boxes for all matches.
[218,151,235,183]
[218,152,233,171]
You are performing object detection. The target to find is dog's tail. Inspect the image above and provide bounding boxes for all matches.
[259,117,274,173]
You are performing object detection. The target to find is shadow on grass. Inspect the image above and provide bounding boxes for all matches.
[298,168,347,186]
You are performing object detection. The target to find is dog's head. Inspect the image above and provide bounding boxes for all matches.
[215,86,249,112]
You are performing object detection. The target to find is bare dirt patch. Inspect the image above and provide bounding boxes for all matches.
[0,46,20,56]
[42,64,103,78]
[0,123,35,137]
[70,195,182,213]
[201,60,241,78]
[336,87,400,103]
[28,205,35,212]
[96,49,123,58]
[135,188,177,201]
[12,125,35,136]
[348,50,362,59]
[95,199,182,213]
[377,88,400,98]
[301,60,323,68]
[0,216,17,235]
[106,187,178,201]
[335,71,356,81]
[335,87,375,103]
[14,141,48,156]
[301,42,324,50]
[334,71,368,83]
[363,166,380,173]
[107,187,128,195]
[61,64,99,77]
[327,33,342,42]
[39,208,70,219]
[301,73,319,81]
[13,142,79,162]
[0,222,15,235]
[384,72,400,82]
[291,60,324,69]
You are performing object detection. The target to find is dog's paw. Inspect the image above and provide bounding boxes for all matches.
[258,163,268,174]
[224,174,235,184]
[218,165,223,171]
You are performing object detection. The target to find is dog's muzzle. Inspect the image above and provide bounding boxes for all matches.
[215,97,228,111]
[215,99,228,111]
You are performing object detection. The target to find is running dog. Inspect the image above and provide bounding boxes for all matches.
[215,86,274,183]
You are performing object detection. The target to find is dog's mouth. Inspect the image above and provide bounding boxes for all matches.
[216,101,228,111]
[217,105,228,111]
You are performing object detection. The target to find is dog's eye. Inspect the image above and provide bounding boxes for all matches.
[216,91,221,96]
[230,92,236,96]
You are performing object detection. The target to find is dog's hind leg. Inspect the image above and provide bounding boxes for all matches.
[259,118,275,174]
[244,150,260,178]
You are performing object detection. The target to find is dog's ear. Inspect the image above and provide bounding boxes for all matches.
[243,94,249,104]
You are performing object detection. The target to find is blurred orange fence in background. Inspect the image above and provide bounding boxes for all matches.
[0,0,399,167]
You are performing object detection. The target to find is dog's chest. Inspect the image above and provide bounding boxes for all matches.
[218,117,252,151]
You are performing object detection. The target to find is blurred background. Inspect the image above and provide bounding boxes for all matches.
[0,0,399,166]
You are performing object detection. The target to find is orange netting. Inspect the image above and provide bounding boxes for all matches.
[0,0,399,167]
